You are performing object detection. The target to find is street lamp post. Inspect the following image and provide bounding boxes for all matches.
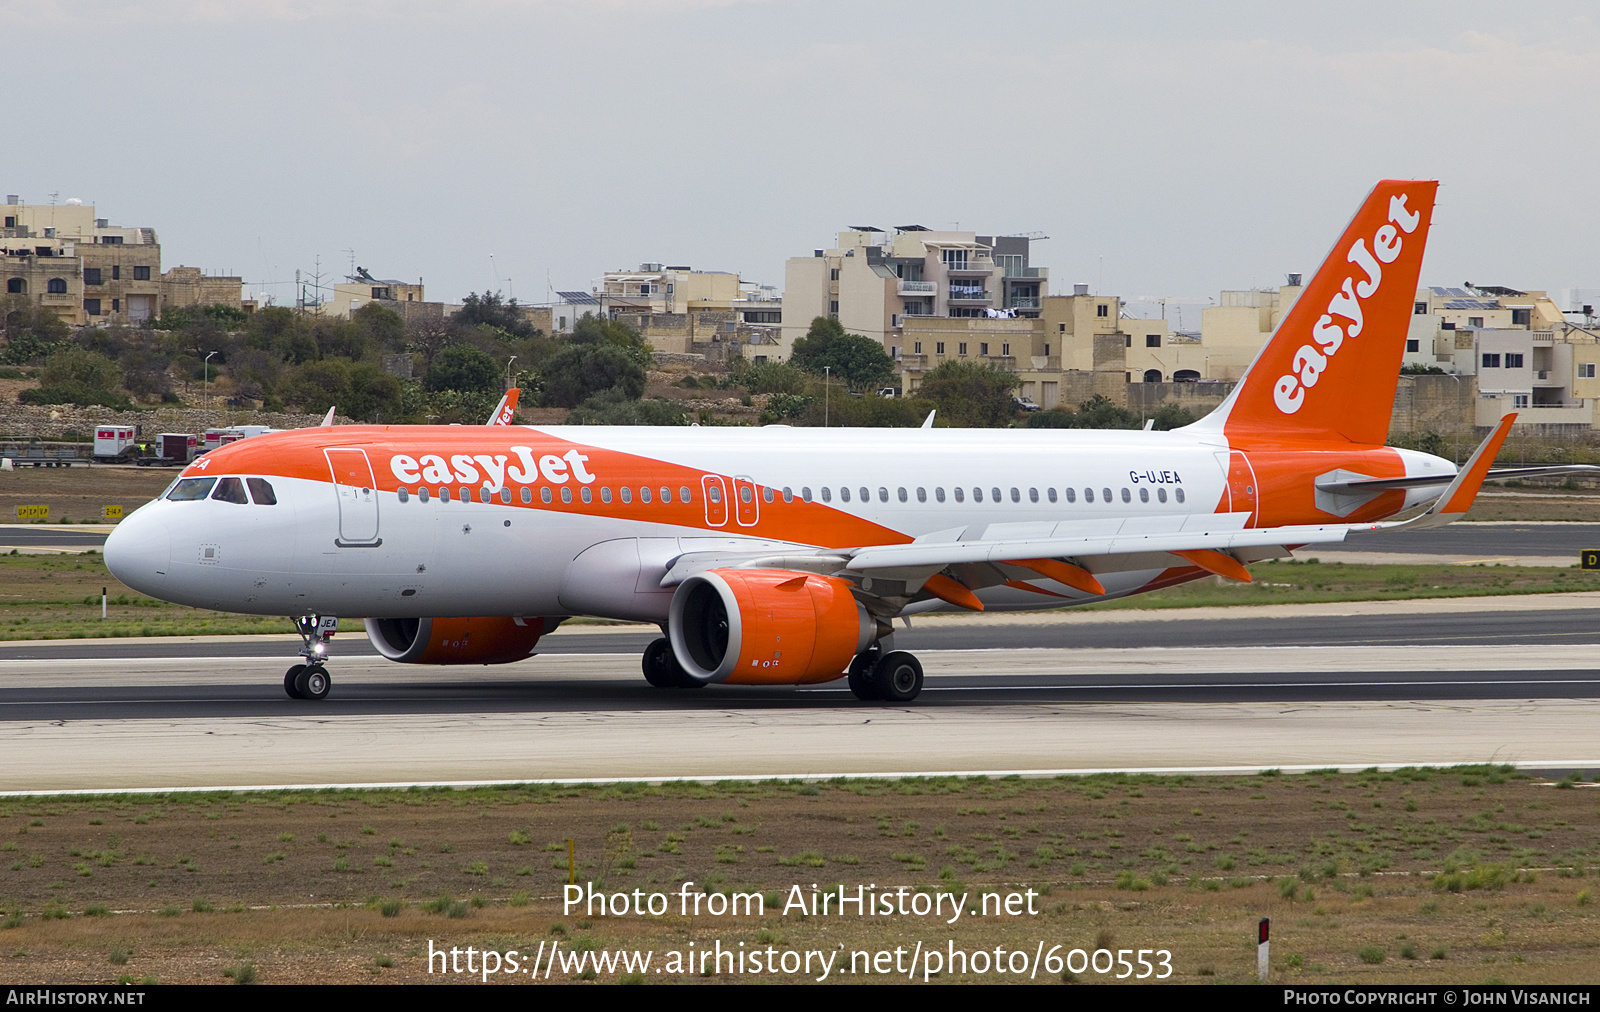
[204,351,217,412]
[823,366,830,428]
[505,355,518,392]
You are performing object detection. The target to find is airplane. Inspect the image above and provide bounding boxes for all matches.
[103,180,1560,704]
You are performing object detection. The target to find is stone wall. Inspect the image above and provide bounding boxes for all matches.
[1389,373,1477,437]
[0,404,342,441]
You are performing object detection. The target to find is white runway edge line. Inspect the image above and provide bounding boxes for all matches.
[2,761,1597,799]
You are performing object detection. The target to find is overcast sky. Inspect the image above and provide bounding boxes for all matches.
[8,0,1598,323]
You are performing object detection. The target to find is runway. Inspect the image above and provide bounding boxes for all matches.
[0,594,1597,792]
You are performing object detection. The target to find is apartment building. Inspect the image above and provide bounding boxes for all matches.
[552,264,781,356]
[324,267,427,319]
[2,195,162,325]
[780,227,1048,361]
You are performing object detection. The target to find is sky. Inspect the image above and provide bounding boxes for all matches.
[7,0,1599,324]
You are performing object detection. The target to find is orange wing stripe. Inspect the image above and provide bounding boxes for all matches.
[923,573,984,612]
[1173,549,1252,583]
[1007,558,1106,595]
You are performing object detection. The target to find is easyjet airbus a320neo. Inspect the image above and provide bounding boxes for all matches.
[103,181,1538,703]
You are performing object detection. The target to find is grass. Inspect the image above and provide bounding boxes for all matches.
[0,549,1596,642]
[0,767,1593,982]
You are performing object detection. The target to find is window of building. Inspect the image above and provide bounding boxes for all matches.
[1512,308,1531,326]
[829,301,838,314]
[1144,369,1162,383]
[1043,344,1050,355]
[1415,301,1428,315]
[935,342,945,355]
[913,342,922,354]
[1406,339,1419,352]
[1058,323,1066,333]
[1513,394,1530,408]
[1581,364,1596,379]
[111,299,119,312]
[111,265,121,280]
[1124,335,1132,348]
[980,343,989,356]
[829,269,839,281]
[1505,353,1524,368]
[5,279,22,294]
[1482,353,1501,368]
[83,268,102,285]
[83,298,101,316]
[1001,343,1010,356]
[1097,304,1109,318]
[1146,334,1161,347]
[101,236,123,245]
[1468,316,1484,328]
[958,342,968,356]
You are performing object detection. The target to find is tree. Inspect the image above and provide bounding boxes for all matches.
[351,301,405,353]
[1,296,69,364]
[917,360,1019,427]
[570,313,653,367]
[424,344,501,394]
[455,291,536,339]
[543,343,647,407]
[343,361,405,422]
[789,317,895,391]
[22,347,129,408]
[1068,394,1141,429]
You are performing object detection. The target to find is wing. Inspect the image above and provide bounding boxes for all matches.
[658,415,1518,615]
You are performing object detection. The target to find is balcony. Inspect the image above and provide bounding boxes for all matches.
[947,289,991,303]
[943,259,994,275]
[898,280,936,295]
[1008,296,1041,309]
[1003,265,1047,279]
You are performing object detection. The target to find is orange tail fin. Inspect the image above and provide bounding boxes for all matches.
[1193,180,1438,446]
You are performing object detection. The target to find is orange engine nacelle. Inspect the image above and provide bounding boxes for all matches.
[668,568,872,685]
[364,616,548,665]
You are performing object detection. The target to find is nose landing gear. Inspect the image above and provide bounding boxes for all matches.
[284,615,337,701]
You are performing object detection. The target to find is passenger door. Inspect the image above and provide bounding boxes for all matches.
[325,448,381,546]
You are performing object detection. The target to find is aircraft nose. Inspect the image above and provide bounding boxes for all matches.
[104,507,171,595]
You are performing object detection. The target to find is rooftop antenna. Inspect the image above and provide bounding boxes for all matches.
[490,254,499,292]
[343,248,356,277]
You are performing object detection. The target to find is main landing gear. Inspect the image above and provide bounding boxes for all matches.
[847,646,924,703]
[284,614,337,701]
[641,637,705,690]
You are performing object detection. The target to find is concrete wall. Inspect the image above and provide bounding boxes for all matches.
[1388,373,1478,437]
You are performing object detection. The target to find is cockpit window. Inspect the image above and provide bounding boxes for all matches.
[246,478,277,505]
[211,477,249,504]
[166,477,217,501]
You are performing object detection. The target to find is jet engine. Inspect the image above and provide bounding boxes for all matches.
[668,568,875,685]
[364,615,549,665]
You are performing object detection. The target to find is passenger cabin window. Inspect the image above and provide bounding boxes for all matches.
[397,487,410,503]
[660,487,671,504]
[246,478,277,505]
[639,486,651,503]
[820,488,831,502]
[620,487,632,504]
[679,487,691,503]
[1175,488,1185,504]
[211,477,249,504]
[521,487,532,504]
[440,487,451,503]
[1064,488,1075,502]
[840,487,850,503]
[419,487,431,503]
[166,477,217,501]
